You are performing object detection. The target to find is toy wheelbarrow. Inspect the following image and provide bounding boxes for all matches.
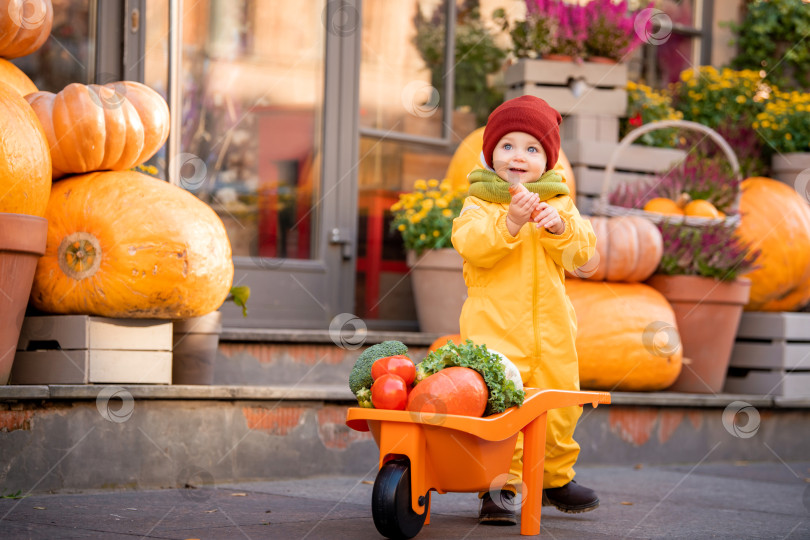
[346,388,611,538]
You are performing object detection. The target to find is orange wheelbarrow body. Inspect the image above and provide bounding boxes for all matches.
[346,388,610,537]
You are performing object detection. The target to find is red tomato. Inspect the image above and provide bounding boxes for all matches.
[371,374,409,410]
[371,355,416,385]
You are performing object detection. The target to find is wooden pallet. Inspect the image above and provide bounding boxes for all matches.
[12,315,172,385]
[725,312,810,397]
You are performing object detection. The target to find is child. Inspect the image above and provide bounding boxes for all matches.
[451,95,598,525]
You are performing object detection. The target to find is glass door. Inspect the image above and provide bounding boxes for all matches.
[179,0,358,329]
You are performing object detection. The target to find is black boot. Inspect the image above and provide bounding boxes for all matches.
[542,480,599,513]
[478,490,518,525]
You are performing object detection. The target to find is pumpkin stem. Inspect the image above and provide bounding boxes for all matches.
[676,192,692,209]
[58,232,102,280]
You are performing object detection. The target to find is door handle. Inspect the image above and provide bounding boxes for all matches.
[329,228,353,260]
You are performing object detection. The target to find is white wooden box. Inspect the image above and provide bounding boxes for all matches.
[725,312,810,397]
[11,315,172,385]
[505,59,628,116]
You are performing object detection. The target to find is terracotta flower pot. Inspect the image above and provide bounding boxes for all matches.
[406,249,467,335]
[646,274,751,394]
[0,213,47,384]
[172,311,222,385]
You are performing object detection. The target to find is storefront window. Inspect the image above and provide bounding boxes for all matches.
[635,0,704,88]
[12,0,94,91]
[143,0,170,178]
[180,0,325,262]
[356,0,506,328]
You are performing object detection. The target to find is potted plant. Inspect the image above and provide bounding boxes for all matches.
[583,0,645,63]
[753,88,810,187]
[390,179,467,334]
[609,147,758,393]
[645,221,759,394]
[501,0,587,62]
[644,219,759,395]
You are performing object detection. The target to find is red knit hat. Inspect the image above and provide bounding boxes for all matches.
[482,95,562,173]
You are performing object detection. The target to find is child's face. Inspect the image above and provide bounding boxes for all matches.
[491,131,548,184]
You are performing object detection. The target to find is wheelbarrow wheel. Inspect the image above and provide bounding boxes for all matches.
[372,458,427,539]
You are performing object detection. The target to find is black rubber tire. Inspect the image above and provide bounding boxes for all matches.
[371,458,427,539]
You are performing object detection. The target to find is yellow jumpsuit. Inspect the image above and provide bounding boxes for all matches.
[451,192,596,489]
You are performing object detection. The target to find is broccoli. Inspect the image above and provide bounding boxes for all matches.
[356,388,373,408]
[349,340,409,397]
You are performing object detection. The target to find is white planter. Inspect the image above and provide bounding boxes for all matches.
[406,248,467,335]
[770,153,810,194]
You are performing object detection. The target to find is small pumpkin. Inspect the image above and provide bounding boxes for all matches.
[428,333,462,353]
[31,170,234,318]
[0,58,37,96]
[566,278,682,391]
[407,366,488,417]
[643,197,683,216]
[26,81,170,179]
[0,0,53,59]
[570,215,663,282]
[683,199,720,219]
[0,80,51,216]
[736,177,810,311]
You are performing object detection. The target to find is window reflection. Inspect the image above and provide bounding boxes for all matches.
[181,0,324,261]
[143,0,170,179]
[12,0,93,92]
[357,0,506,326]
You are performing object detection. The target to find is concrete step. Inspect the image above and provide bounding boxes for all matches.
[2,330,809,494]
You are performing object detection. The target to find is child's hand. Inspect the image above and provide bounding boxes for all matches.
[533,202,565,234]
[507,189,540,235]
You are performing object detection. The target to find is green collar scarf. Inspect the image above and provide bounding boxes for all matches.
[467,168,569,204]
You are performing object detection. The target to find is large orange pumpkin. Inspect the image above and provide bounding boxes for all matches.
[0,0,53,59]
[570,215,663,282]
[0,58,37,96]
[565,279,682,391]
[737,177,810,311]
[31,170,234,318]
[0,80,51,216]
[444,126,576,198]
[26,81,170,179]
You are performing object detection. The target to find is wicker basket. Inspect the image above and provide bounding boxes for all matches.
[592,119,742,227]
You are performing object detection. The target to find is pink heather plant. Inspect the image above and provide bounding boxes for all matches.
[657,221,759,281]
[525,0,588,61]
[520,0,647,62]
[584,0,649,62]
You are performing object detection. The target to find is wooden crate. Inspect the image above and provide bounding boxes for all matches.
[559,115,619,144]
[505,59,628,116]
[725,312,810,397]
[12,315,172,385]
